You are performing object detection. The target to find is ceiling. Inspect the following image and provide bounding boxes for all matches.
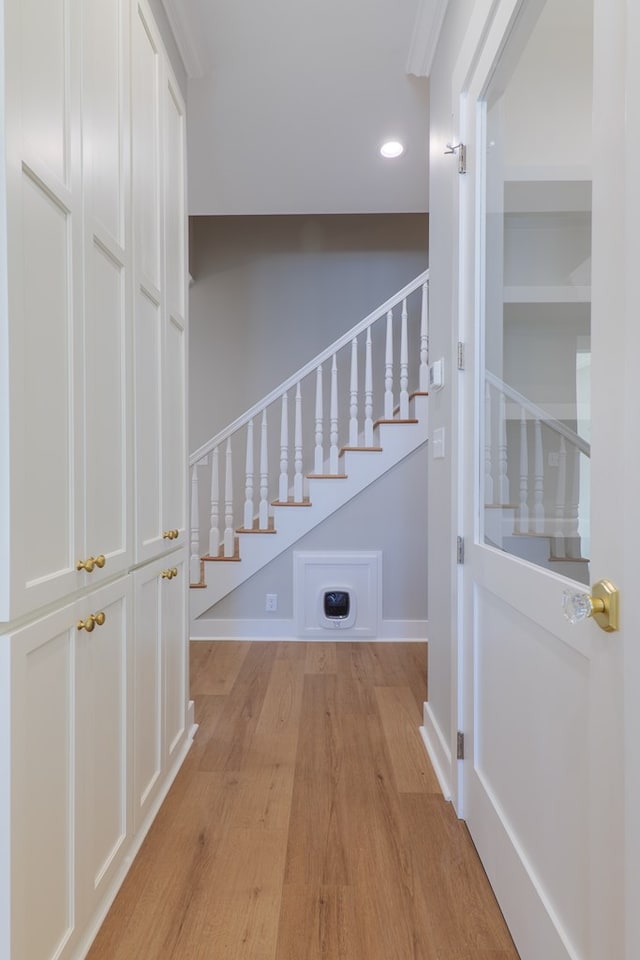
[164,0,442,216]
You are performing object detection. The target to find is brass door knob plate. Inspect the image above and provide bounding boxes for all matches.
[562,579,619,632]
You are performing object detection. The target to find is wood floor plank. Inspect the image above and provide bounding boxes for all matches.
[304,641,338,675]
[87,641,520,960]
[375,684,441,793]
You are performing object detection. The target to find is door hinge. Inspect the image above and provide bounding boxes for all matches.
[445,142,467,174]
[457,341,465,370]
[457,536,464,564]
[457,731,465,760]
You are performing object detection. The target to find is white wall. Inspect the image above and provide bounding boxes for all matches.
[189,213,428,451]
[148,0,187,97]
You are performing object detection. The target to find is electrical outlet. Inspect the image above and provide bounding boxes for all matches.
[265,593,278,612]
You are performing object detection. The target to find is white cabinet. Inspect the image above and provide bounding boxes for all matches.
[132,549,187,831]
[3,577,130,960]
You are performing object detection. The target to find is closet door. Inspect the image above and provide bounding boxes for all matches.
[81,0,131,584]
[2,0,84,619]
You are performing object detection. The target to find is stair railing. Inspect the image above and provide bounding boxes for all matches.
[484,371,590,558]
[189,270,429,584]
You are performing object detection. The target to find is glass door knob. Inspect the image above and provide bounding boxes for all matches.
[562,579,619,632]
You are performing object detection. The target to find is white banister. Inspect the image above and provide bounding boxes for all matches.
[384,309,394,419]
[244,419,255,530]
[498,390,509,505]
[555,436,567,540]
[364,327,373,447]
[279,394,289,503]
[208,445,220,555]
[518,407,529,533]
[484,381,494,504]
[294,382,303,502]
[533,418,544,534]
[349,337,358,446]
[399,299,409,419]
[314,365,323,474]
[259,409,269,527]
[329,354,339,474]
[190,465,201,582]
[223,439,234,557]
[419,280,429,391]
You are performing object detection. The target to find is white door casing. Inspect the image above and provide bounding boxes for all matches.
[456,0,634,957]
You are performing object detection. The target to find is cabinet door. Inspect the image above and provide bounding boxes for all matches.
[81,0,131,584]
[76,577,130,924]
[2,0,84,620]
[7,603,78,960]
[162,551,187,767]
[132,558,163,831]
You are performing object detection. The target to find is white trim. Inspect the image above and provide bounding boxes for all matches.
[159,0,207,78]
[420,701,452,800]
[406,0,451,77]
[190,617,427,642]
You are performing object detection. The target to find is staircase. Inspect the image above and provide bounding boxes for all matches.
[189,271,431,619]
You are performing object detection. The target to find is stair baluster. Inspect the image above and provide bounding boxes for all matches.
[294,382,303,502]
[279,394,289,502]
[329,354,339,474]
[209,445,220,555]
[566,444,580,557]
[518,407,529,533]
[400,299,409,419]
[314,365,324,474]
[384,309,394,419]
[419,281,429,392]
[554,436,567,557]
[244,420,255,530]
[484,381,494,505]
[364,328,374,447]
[190,465,201,582]
[223,439,234,557]
[498,391,509,505]
[533,418,544,534]
[349,337,358,446]
[259,410,269,528]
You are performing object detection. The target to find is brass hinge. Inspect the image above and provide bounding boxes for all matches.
[457,536,464,565]
[457,341,465,370]
[457,731,465,760]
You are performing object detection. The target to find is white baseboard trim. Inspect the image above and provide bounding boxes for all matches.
[420,700,452,801]
[190,617,427,642]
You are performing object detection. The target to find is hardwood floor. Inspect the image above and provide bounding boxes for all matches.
[87,641,519,959]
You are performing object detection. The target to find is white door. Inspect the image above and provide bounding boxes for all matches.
[458,0,638,957]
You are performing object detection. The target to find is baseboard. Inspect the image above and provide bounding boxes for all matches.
[190,617,427,642]
[420,700,452,800]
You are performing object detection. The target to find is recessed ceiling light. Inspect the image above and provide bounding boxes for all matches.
[380,140,405,159]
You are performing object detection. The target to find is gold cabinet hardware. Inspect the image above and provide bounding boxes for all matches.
[171,567,178,578]
[77,610,107,632]
[161,567,179,580]
[94,554,106,569]
[77,556,96,573]
[162,530,179,540]
[562,579,620,633]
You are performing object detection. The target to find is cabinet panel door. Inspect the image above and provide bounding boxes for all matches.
[9,604,77,960]
[162,552,187,766]
[134,287,164,562]
[132,2,161,293]
[76,577,130,920]
[132,560,163,831]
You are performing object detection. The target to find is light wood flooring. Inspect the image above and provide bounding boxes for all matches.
[87,641,519,959]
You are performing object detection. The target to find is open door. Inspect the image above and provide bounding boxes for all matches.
[457,0,639,956]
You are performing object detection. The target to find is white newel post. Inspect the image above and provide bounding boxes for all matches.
[498,390,509,505]
[484,381,494,505]
[384,309,394,419]
[279,393,289,503]
[518,407,529,533]
[259,409,269,527]
[364,327,374,447]
[419,280,429,392]
[329,354,339,474]
[190,465,201,582]
[349,337,358,446]
[314,365,324,474]
[223,439,235,557]
[244,419,255,530]
[294,382,303,502]
[399,298,409,419]
[533,418,545,534]
[208,445,220,556]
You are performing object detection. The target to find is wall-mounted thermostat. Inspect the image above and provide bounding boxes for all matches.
[429,358,444,390]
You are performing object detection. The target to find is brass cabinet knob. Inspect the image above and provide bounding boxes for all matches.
[77,556,96,573]
[77,611,107,632]
[95,555,106,569]
[562,579,620,633]
[172,529,179,539]
[162,530,179,540]
[171,567,178,578]
[161,568,179,580]
[94,611,106,626]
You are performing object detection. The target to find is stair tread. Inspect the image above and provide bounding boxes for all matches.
[202,553,241,562]
[237,526,277,534]
[307,473,348,479]
[271,498,312,506]
[340,446,383,455]
[374,418,419,428]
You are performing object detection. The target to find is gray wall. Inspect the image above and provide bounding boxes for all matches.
[189,214,428,451]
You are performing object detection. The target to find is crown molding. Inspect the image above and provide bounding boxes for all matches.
[406,0,451,77]
[160,0,208,78]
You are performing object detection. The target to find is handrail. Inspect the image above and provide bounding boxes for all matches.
[189,269,429,466]
[485,370,590,457]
